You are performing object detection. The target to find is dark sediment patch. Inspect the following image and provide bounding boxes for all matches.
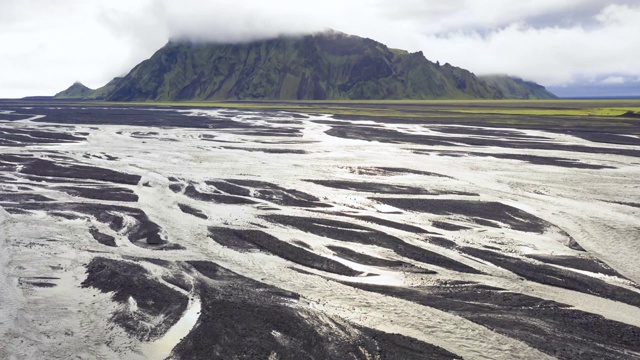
[431,221,472,231]
[263,214,481,274]
[82,257,188,341]
[172,260,461,360]
[21,281,57,288]
[374,198,549,233]
[177,203,208,219]
[220,146,307,154]
[359,327,462,360]
[526,254,625,278]
[426,236,457,249]
[0,193,55,202]
[291,240,312,249]
[2,208,33,215]
[13,202,173,249]
[0,127,85,146]
[223,179,332,208]
[89,227,116,247]
[338,213,434,234]
[345,281,640,360]
[208,227,362,276]
[568,130,640,146]
[19,277,59,288]
[431,151,615,170]
[204,180,251,196]
[611,201,640,209]
[162,274,192,292]
[19,158,140,185]
[327,245,436,274]
[28,106,253,129]
[184,184,257,205]
[346,166,452,178]
[432,126,550,140]
[168,183,184,193]
[460,247,640,308]
[306,179,475,196]
[228,128,303,137]
[54,186,138,202]
[326,124,640,158]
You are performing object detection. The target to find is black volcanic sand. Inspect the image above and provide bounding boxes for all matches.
[8,202,176,249]
[459,247,640,308]
[306,179,477,196]
[326,245,435,273]
[183,184,258,205]
[177,203,208,219]
[221,179,332,208]
[220,146,307,154]
[429,150,616,169]
[333,213,435,234]
[0,126,85,146]
[18,158,141,185]
[89,227,116,247]
[374,198,550,233]
[431,221,472,231]
[263,214,480,274]
[204,180,251,196]
[525,254,625,277]
[344,281,640,360]
[54,185,139,202]
[431,126,551,140]
[612,201,640,209]
[346,166,453,178]
[326,124,640,158]
[170,260,461,360]
[208,227,362,276]
[8,105,304,139]
[0,193,55,203]
[82,257,188,341]
[168,183,184,193]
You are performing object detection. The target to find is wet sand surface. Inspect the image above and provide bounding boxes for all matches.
[1,102,639,359]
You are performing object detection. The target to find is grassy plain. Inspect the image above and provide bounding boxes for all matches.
[113,99,640,118]
[11,98,640,134]
[104,99,640,135]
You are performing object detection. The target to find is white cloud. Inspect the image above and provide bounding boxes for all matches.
[0,0,639,97]
[601,76,626,85]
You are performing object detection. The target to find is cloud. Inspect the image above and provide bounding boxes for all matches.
[0,0,639,97]
[601,76,626,85]
[413,4,640,86]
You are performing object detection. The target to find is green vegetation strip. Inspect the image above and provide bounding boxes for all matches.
[446,107,640,117]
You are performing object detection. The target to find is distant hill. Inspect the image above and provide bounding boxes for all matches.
[54,82,94,99]
[479,75,557,99]
[106,31,505,101]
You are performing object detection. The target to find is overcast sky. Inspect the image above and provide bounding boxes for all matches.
[1,0,639,98]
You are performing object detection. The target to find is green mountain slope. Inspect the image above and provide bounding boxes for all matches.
[87,77,123,100]
[54,82,94,99]
[107,31,503,101]
[479,75,557,99]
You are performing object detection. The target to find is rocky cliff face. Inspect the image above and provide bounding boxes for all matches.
[479,75,557,99]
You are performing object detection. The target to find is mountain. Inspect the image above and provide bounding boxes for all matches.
[479,75,557,99]
[54,82,94,99]
[87,77,123,100]
[106,31,505,101]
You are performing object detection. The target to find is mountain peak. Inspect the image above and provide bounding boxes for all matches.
[54,82,94,99]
